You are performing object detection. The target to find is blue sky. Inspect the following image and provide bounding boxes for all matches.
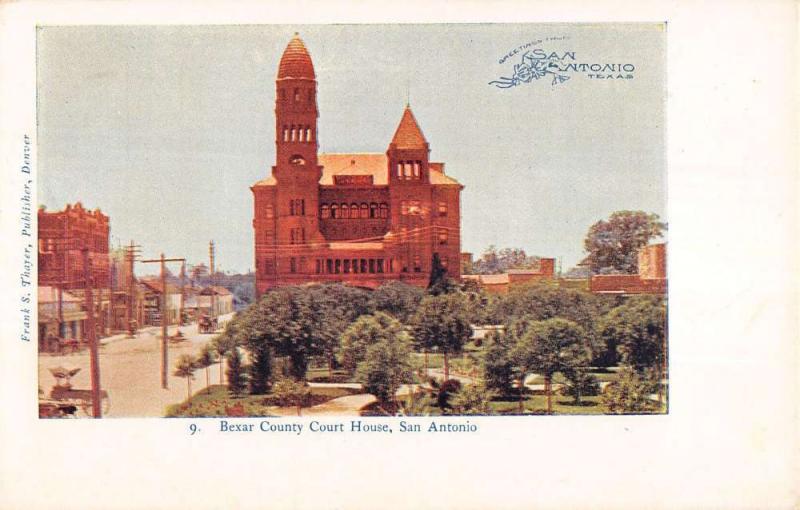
[37,24,665,274]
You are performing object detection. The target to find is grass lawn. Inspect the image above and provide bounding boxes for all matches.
[165,384,361,417]
[489,395,609,415]
[305,368,354,383]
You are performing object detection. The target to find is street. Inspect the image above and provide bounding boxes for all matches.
[38,314,233,418]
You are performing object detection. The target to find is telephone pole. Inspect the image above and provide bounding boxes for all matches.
[124,241,141,336]
[141,253,185,389]
[209,241,216,320]
[82,245,102,418]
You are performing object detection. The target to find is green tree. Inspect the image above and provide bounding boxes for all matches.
[173,354,198,402]
[355,333,413,407]
[471,246,541,275]
[248,345,273,394]
[411,293,472,380]
[212,323,239,384]
[482,330,514,395]
[196,345,217,395]
[226,346,248,397]
[370,281,425,323]
[452,382,496,415]
[583,210,666,274]
[511,318,590,413]
[599,295,666,372]
[271,378,311,416]
[602,366,659,413]
[428,253,456,295]
[340,312,409,374]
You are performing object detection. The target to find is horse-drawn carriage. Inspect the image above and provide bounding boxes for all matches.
[39,367,110,418]
[198,314,218,334]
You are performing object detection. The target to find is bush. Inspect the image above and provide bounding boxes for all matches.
[271,378,311,408]
[560,372,600,399]
[436,379,462,411]
[452,383,496,415]
[601,366,659,413]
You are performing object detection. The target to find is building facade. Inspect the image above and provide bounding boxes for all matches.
[37,202,112,339]
[252,35,463,296]
[589,243,667,295]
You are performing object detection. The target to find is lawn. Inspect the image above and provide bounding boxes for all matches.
[165,384,361,417]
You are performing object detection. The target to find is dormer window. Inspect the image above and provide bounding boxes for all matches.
[289,154,306,165]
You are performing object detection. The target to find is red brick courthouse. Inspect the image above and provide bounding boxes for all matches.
[252,35,463,296]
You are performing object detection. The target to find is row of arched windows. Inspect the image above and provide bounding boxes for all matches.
[280,88,313,103]
[321,202,388,219]
[282,125,314,143]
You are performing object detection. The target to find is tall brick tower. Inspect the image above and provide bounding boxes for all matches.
[252,34,463,297]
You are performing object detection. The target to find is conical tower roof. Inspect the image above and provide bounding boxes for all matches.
[277,33,315,79]
[390,106,428,149]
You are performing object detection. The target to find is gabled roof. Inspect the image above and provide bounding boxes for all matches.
[390,106,428,149]
[278,34,315,80]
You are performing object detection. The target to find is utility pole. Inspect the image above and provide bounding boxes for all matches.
[124,241,141,336]
[209,241,216,321]
[179,261,185,326]
[141,253,185,389]
[82,245,102,418]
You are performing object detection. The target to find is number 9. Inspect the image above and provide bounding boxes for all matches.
[189,423,198,435]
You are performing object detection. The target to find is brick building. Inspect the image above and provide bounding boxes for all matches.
[37,202,112,338]
[462,258,556,294]
[589,243,667,295]
[252,35,463,296]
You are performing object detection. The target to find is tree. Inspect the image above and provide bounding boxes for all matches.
[226,346,248,397]
[452,382,496,415]
[248,345,273,394]
[471,246,541,275]
[411,293,472,380]
[370,281,425,323]
[511,318,590,414]
[583,210,666,274]
[598,295,666,372]
[212,322,239,384]
[601,366,659,413]
[482,330,514,395]
[427,253,456,295]
[174,354,198,402]
[355,333,413,407]
[340,312,409,374]
[195,345,217,395]
[271,378,311,416]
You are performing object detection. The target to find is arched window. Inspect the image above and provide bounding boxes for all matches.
[331,204,339,219]
[321,204,329,218]
[306,127,312,141]
[397,163,403,178]
[340,203,349,219]
[350,203,358,218]
[293,88,300,101]
[379,203,388,218]
[404,162,412,178]
[298,127,304,142]
[283,125,288,142]
[360,203,369,219]
[370,203,378,218]
[265,204,274,219]
[413,161,420,177]
[289,154,306,165]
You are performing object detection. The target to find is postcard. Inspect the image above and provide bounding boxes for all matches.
[0,2,796,510]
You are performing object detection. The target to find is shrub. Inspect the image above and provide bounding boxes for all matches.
[436,379,462,411]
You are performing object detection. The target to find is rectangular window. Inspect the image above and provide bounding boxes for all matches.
[335,259,341,274]
[344,259,351,273]
[413,255,422,272]
[316,259,321,274]
[368,259,375,273]
[360,259,368,273]
[438,202,447,216]
[438,231,448,245]
[326,259,333,274]
[352,259,359,274]
[377,259,384,273]
[266,204,274,219]
[289,258,297,274]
